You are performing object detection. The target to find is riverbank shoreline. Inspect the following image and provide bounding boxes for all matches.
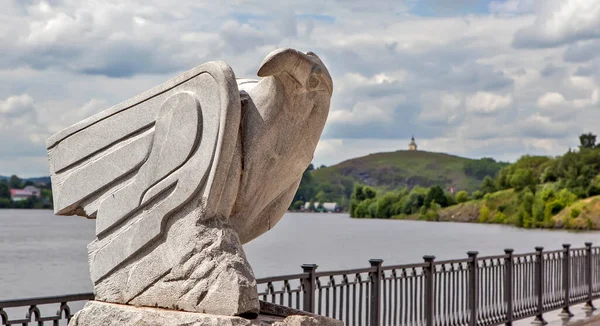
[350,192,600,231]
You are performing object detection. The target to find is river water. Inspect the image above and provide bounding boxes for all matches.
[1,209,599,300]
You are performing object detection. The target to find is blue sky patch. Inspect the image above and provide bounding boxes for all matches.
[410,0,494,17]
[298,14,336,23]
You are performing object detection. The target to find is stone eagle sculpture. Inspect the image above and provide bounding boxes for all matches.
[46,48,333,317]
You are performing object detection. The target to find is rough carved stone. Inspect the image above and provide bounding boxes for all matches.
[70,301,344,326]
[46,48,333,319]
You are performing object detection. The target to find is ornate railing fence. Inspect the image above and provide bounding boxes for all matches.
[2,243,600,325]
[0,293,93,326]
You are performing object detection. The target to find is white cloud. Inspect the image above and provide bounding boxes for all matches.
[536,83,599,110]
[419,92,463,124]
[0,94,48,162]
[335,71,408,93]
[573,89,599,108]
[536,92,567,108]
[517,113,576,139]
[489,0,538,15]
[1,0,600,176]
[314,138,407,166]
[328,102,394,125]
[513,0,600,48]
[46,98,109,134]
[466,92,512,113]
[569,75,596,90]
[0,94,36,120]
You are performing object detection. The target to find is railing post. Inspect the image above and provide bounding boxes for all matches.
[534,247,547,325]
[424,255,436,326]
[504,249,514,326]
[584,242,596,311]
[560,244,573,317]
[468,251,478,326]
[301,264,318,313]
[369,259,383,326]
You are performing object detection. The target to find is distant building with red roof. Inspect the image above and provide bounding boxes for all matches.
[10,186,41,201]
[24,186,41,196]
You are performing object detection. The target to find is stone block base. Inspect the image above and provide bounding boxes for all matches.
[69,301,343,326]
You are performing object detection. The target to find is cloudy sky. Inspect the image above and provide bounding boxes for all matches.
[1,0,599,177]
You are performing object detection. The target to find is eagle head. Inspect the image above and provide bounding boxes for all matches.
[228,48,333,244]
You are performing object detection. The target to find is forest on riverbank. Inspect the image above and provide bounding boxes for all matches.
[350,133,600,230]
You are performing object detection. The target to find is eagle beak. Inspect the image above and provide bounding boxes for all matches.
[257,48,332,93]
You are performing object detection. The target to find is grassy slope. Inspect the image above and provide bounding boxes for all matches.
[400,189,600,230]
[554,196,600,230]
[433,189,518,223]
[312,150,486,193]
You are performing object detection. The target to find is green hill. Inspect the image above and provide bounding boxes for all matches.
[292,150,507,209]
[347,135,600,230]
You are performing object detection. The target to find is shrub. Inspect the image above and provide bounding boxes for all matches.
[291,200,304,210]
[480,176,497,194]
[349,200,359,217]
[544,200,564,218]
[517,189,535,227]
[494,212,507,224]
[0,198,10,208]
[479,205,490,223]
[532,195,545,225]
[509,168,536,192]
[422,202,441,221]
[352,184,366,202]
[403,187,427,214]
[390,200,405,217]
[423,209,440,221]
[355,198,376,218]
[472,190,483,200]
[425,185,448,208]
[368,201,378,218]
[587,175,600,197]
[376,193,401,219]
[363,186,377,199]
[446,192,457,206]
[540,188,555,202]
[517,209,532,228]
[13,198,34,209]
[558,189,577,207]
[570,208,581,218]
[456,191,469,203]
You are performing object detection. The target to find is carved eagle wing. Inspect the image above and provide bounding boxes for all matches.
[47,62,241,282]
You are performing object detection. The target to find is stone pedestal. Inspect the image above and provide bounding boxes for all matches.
[69,301,343,326]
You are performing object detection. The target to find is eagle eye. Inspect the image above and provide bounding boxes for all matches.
[308,75,320,89]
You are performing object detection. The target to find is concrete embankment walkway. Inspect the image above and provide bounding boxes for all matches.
[512,300,600,326]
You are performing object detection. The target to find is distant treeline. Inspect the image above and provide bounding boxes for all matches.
[0,175,52,209]
[289,163,352,211]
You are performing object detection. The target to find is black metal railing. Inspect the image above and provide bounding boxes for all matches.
[257,243,600,326]
[0,293,93,325]
[2,243,600,326]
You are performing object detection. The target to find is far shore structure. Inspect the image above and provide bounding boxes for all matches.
[46,48,342,325]
[409,136,417,151]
